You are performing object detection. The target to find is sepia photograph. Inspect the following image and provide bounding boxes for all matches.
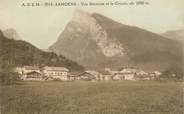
[0,0,183,114]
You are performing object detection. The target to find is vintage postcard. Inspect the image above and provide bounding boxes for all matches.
[0,0,183,114]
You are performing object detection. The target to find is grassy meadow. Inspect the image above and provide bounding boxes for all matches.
[0,81,183,114]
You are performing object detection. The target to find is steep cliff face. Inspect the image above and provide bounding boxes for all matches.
[50,10,183,73]
[63,10,125,57]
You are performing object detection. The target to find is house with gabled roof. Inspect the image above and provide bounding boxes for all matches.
[78,72,96,81]
[15,66,40,74]
[113,67,137,80]
[21,71,43,81]
[101,70,113,81]
[67,72,82,81]
[85,70,103,80]
[15,66,42,80]
[134,70,149,80]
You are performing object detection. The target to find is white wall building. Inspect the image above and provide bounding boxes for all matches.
[43,66,69,81]
[113,68,137,80]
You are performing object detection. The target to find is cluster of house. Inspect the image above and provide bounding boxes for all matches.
[15,66,69,81]
[15,66,162,81]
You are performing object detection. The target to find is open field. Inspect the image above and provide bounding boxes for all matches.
[0,81,183,114]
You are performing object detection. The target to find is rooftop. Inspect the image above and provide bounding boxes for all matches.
[44,66,69,72]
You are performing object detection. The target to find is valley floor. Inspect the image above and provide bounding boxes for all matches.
[0,81,183,114]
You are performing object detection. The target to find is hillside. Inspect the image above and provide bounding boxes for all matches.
[162,29,184,42]
[49,10,183,74]
[0,30,84,72]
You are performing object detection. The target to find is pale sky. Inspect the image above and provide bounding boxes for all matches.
[0,0,184,49]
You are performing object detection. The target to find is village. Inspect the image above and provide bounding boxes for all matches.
[15,66,162,81]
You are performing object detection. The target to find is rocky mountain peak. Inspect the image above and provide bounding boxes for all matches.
[70,10,125,57]
[50,10,182,73]
[3,28,22,40]
[72,9,95,25]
